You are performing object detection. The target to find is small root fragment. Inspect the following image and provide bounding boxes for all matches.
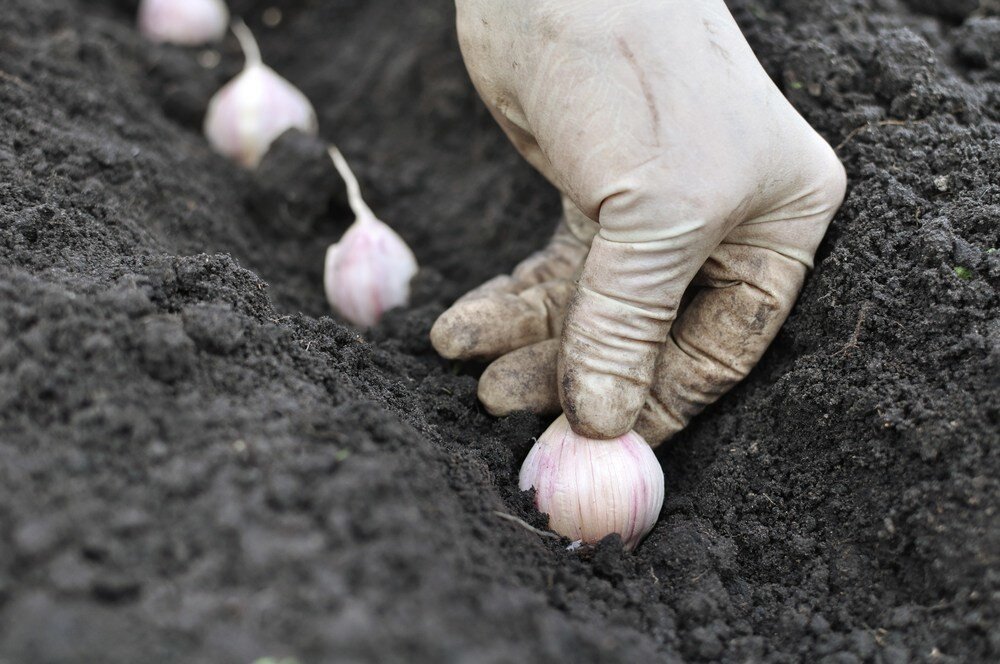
[834,301,871,357]
[0,68,30,90]
[492,510,560,540]
[835,119,910,152]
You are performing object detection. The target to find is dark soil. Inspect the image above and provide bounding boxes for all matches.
[1,0,997,662]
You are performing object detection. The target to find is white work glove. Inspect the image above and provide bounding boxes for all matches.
[432,0,847,444]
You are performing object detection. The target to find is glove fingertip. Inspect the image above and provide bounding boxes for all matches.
[429,307,474,359]
[559,368,646,439]
[478,340,561,416]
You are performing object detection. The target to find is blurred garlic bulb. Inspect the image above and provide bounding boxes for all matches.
[138,0,229,46]
[204,20,318,168]
[519,414,664,551]
[324,147,418,327]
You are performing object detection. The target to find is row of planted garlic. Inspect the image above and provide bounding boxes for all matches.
[138,0,664,552]
[139,0,416,328]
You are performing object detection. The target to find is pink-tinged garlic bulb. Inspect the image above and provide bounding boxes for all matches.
[203,20,318,168]
[138,0,229,46]
[519,414,664,551]
[324,147,418,327]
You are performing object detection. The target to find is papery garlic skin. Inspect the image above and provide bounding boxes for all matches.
[324,147,418,327]
[519,414,664,551]
[324,216,418,327]
[138,0,229,46]
[204,21,318,168]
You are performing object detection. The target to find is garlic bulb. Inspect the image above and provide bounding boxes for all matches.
[519,414,664,551]
[204,20,318,168]
[138,0,229,46]
[324,147,418,327]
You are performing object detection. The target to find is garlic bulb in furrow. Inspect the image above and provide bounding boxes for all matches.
[519,414,664,551]
[204,20,317,168]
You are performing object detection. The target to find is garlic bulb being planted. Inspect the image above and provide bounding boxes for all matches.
[324,147,419,327]
[204,20,318,168]
[519,414,664,551]
[138,0,230,46]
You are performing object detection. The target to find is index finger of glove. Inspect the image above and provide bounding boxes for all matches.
[430,279,574,360]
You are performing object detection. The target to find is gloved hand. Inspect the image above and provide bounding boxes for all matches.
[432,0,847,444]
